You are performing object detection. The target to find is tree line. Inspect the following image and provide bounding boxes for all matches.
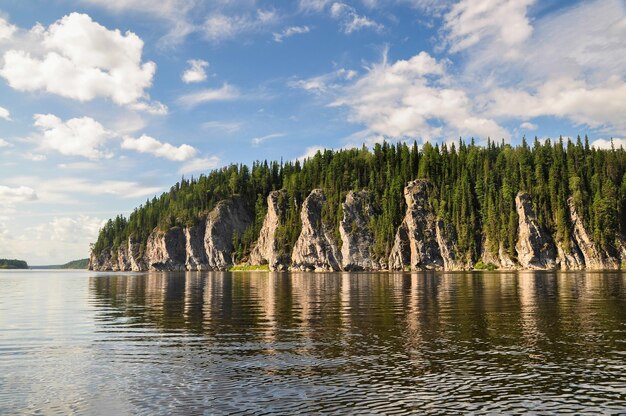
[93,137,626,263]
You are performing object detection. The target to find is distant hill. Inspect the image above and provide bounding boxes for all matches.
[0,259,29,269]
[31,259,89,270]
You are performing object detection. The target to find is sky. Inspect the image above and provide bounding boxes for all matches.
[0,0,625,265]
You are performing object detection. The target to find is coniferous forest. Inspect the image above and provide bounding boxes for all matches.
[92,137,626,265]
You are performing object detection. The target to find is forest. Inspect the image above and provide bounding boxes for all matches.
[92,137,626,264]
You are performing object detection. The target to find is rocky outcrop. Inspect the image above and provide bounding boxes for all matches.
[555,240,585,270]
[290,189,341,271]
[89,249,114,271]
[185,220,207,271]
[388,180,444,271]
[339,190,379,271]
[115,243,130,271]
[204,197,253,270]
[435,221,473,270]
[568,197,619,269]
[249,190,290,271]
[127,237,145,271]
[515,192,557,270]
[480,240,517,269]
[144,226,186,271]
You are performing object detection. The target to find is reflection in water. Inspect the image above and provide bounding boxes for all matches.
[1,271,625,414]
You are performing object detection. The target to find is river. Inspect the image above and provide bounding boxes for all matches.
[1,270,625,414]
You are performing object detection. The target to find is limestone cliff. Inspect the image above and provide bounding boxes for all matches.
[515,192,557,270]
[249,190,290,271]
[480,240,517,269]
[435,221,473,270]
[568,197,619,269]
[184,220,207,271]
[290,189,341,271]
[388,180,444,271]
[204,197,253,270]
[144,226,186,271]
[339,190,379,271]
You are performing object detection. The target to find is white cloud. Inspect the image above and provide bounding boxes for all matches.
[121,134,198,161]
[297,145,326,162]
[590,138,626,150]
[202,120,242,134]
[29,215,104,244]
[489,77,626,130]
[182,59,209,83]
[0,16,16,41]
[330,2,384,34]
[273,25,311,42]
[203,9,278,42]
[0,185,37,203]
[0,13,160,112]
[33,113,112,159]
[520,122,537,130]
[0,106,11,120]
[178,84,240,107]
[444,0,534,53]
[0,138,12,147]
[333,51,508,141]
[299,0,331,12]
[251,133,285,145]
[178,156,221,174]
[23,153,47,161]
[80,0,195,46]
[289,68,358,94]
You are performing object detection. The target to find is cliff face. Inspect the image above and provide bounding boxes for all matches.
[145,226,186,271]
[568,197,619,270]
[90,183,625,272]
[249,190,290,271]
[515,192,557,270]
[185,220,207,271]
[204,197,253,270]
[388,180,444,271]
[290,189,341,271]
[339,190,379,271]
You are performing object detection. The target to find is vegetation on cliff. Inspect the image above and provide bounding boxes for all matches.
[93,137,626,263]
[0,259,29,269]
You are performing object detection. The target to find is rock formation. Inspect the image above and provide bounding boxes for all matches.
[568,197,619,269]
[388,180,444,271]
[204,197,253,270]
[249,190,290,271]
[480,240,517,269]
[290,189,341,271]
[435,220,473,270]
[339,190,379,271]
[144,226,186,271]
[185,220,207,271]
[515,192,557,270]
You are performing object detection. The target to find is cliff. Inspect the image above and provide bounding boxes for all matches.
[90,184,625,272]
[249,190,290,271]
[339,190,380,270]
[290,189,341,271]
[515,192,557,270]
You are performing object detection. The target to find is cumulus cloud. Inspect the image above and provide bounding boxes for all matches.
[0,185,37,203]
[203,9,278,42]
[444,0,534,53]
[0,13,161,113]
[519,122,537,130]
[273,25,311,42]
[590,138,626,150]
[0,106,10,120]
[333,51,508,141]
[330,2,383,34]
[182,59,209,83]
[121,134,198,161]
[0,16,16,41]
[297,145,326,162]
[177,84,240,107]
[0,138,12,147]
[178,156,221,174]
[33,113,112,159]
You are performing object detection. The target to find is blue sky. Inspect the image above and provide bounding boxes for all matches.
[0,0,625,264]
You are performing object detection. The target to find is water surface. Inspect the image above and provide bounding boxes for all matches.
[1,270,625,414]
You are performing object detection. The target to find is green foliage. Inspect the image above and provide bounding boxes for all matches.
[0,259,28,269]
[93,138,626,262]
[474,261,497,271]
[229,264,271,271]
